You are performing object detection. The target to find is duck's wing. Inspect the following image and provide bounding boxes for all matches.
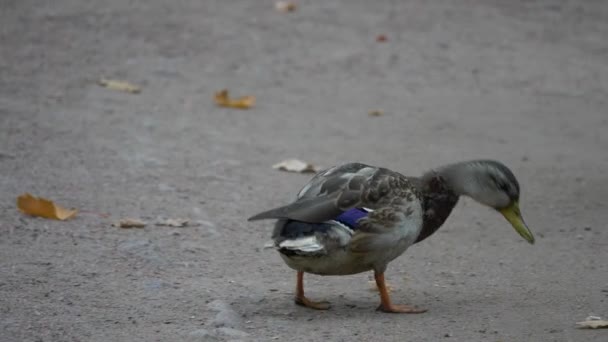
[248,162,415,223]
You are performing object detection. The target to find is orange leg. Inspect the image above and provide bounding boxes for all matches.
[375,271,427,314]
[294,271,330,310]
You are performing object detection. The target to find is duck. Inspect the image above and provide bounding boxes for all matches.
[248,160,535,313]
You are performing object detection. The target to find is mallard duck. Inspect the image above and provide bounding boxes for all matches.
[248,160,534,313]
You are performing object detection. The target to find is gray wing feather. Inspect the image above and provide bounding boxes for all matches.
[247,196,342,222]
[248,163,413,223]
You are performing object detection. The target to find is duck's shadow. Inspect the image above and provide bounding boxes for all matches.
[238,287,499,321]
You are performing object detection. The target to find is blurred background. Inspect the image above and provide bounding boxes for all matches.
[1,1,607,341]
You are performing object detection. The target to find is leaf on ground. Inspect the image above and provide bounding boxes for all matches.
[214,89,255,109]
[272,159,320,173]
[155,218,189,227]
[17,193,77,220]
[368,110,384,117]
[577,316,608,329]
[376,34,388,42]
[112,218,146,228]
[275,1,296,12]
[98,78,141,94]
[368,280,393,293]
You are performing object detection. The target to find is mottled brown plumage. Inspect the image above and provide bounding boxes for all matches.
[413,172,460,243]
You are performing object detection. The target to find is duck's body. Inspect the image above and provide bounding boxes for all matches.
[273,164,423,277]
[249,160,534,313]
[275,206,422,276]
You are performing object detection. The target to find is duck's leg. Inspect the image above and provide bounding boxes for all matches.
[294,271,330,310]
[374,271,427,313]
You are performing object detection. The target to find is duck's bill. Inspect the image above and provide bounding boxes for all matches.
[500,201,535,244]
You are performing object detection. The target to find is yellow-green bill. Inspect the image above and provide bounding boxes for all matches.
[500,201,535,244]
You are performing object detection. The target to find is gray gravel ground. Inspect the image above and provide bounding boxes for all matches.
[1,0,607,341]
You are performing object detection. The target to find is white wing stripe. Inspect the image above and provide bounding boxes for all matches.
[328,220,354,236]
[278,236,324,252]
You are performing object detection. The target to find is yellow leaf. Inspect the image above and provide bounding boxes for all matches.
[214,89,255,109]
[98,78,141,94]
[112,218,146,228]
[17,193,77,220]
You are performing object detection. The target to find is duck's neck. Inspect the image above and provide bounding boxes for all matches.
[414,162,470,243]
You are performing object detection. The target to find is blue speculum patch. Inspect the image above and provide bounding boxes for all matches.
[334,208,369,229]
[281,208,370,239]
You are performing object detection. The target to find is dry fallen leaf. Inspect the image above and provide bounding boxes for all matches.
[155,218,189,227]
[17,193,77,220]
[376,34,388,42]
[214,89,255,109]
[112,218,146,228]
[577,316,608,329]
[98,78,141,94]
[275,1,296,12]
[368,110,384,117]
[272,159,320,173]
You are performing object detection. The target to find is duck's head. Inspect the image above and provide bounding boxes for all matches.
[441,160,535,244]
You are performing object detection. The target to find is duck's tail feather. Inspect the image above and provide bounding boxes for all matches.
[247,205,291,221]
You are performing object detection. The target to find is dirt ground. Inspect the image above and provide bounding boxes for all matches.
[1,0,607,341]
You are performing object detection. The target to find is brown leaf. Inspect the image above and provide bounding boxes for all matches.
[112,218,146,228]
[275,1,296,12]
[376,34,387,42]
[17,193,77,220]
[368,110,384,117]
[214,89,255,109]
[272,159,320,173]
[155,218,189,227]
[98,78,141,94]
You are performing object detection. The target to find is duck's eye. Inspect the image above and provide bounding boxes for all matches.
[497,182,509,193]
[488,174,504,190]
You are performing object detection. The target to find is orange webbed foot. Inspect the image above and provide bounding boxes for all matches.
[377,303,427,314]
[295,296,331,310]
